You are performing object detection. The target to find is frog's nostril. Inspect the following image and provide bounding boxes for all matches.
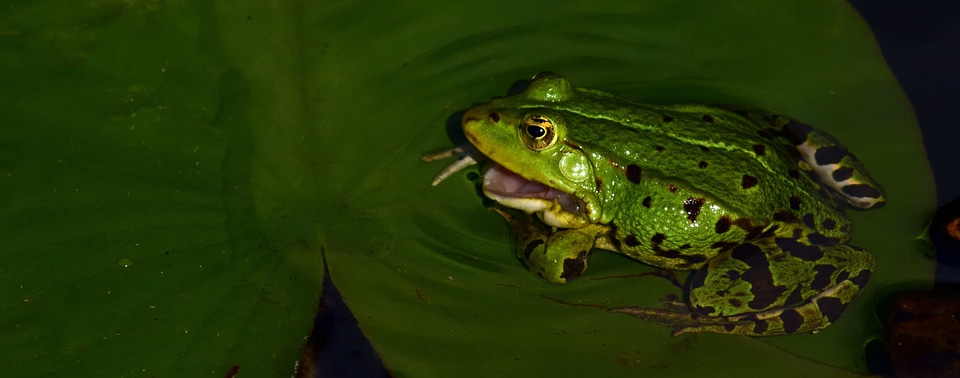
[489,112,501,123]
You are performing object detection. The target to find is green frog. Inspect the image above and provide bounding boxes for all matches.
[423,72,885,336]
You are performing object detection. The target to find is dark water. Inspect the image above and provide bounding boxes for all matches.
[851,0,960,207]
[849,0,960,285]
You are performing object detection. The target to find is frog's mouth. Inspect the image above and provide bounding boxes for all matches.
[481,164,588,228]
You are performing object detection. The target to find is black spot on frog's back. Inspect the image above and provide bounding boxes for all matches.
[789,196,802,211]
[651,233,666,245]
[714,216,732,234]
[773,212,799,223]
[683,198,706,222]
[626,164,643,184]
[607,223,622,250]
[681,253,707,265]
[654,247,680,258]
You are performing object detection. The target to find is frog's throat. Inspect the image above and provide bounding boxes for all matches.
[481,164,589,228]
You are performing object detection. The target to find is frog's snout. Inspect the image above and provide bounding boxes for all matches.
[461,107,496,147]
[461,106,502,128]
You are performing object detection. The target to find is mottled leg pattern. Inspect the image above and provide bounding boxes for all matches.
[742,110,886,209]
[610,236,875,336]
[491,208,603,284]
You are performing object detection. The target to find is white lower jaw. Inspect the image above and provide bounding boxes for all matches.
[482,191,587,228]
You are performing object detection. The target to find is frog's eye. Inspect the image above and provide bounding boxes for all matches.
[520,115,557,151]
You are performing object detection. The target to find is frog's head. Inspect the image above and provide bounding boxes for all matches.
[462,73,602,228]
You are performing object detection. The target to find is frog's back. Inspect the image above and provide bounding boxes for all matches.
[549,90,852,269]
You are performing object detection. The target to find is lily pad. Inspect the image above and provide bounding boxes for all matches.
[321,0,932,376]
[0,0,932,377]
[0,2,323,376]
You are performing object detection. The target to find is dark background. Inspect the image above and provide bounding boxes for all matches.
[851,0,959,208]
[849,0,960,283]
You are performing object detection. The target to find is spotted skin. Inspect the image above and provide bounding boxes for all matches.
[492,207,604,284]
[426,73,885,336]
[540,111,880,335]
[742,112,887,209]
[500,198,877,336]
[611,253,872,336]
[609,230,875,335]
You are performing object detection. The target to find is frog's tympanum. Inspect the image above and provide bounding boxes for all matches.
[423,73,885,336]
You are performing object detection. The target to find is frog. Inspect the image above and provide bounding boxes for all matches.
[422,72,885,336]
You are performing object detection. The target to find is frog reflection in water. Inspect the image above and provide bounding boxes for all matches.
[423,73,885,336]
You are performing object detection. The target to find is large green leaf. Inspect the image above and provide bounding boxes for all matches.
[0,2,323,376]
[318,1,932,376]
[0,0,932,377]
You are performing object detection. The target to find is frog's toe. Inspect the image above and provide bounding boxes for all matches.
[670,319,774,336]
[608,306,698,327]
[421,145,485,186]
[504,218,604,284]
[610,306,744,336]
[659,298,689,312]
[612,305,782,336]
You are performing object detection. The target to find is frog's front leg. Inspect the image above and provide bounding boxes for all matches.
[492,208,605,284]
[611,236,876,336]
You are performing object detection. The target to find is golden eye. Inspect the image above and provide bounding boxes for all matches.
[520,115,557,151]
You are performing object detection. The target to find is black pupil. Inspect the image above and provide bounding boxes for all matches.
[526,125,546,138]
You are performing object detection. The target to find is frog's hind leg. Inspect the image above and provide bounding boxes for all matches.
[682,273,869,336]
[611,237,876,336]
[750,112,886,209]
